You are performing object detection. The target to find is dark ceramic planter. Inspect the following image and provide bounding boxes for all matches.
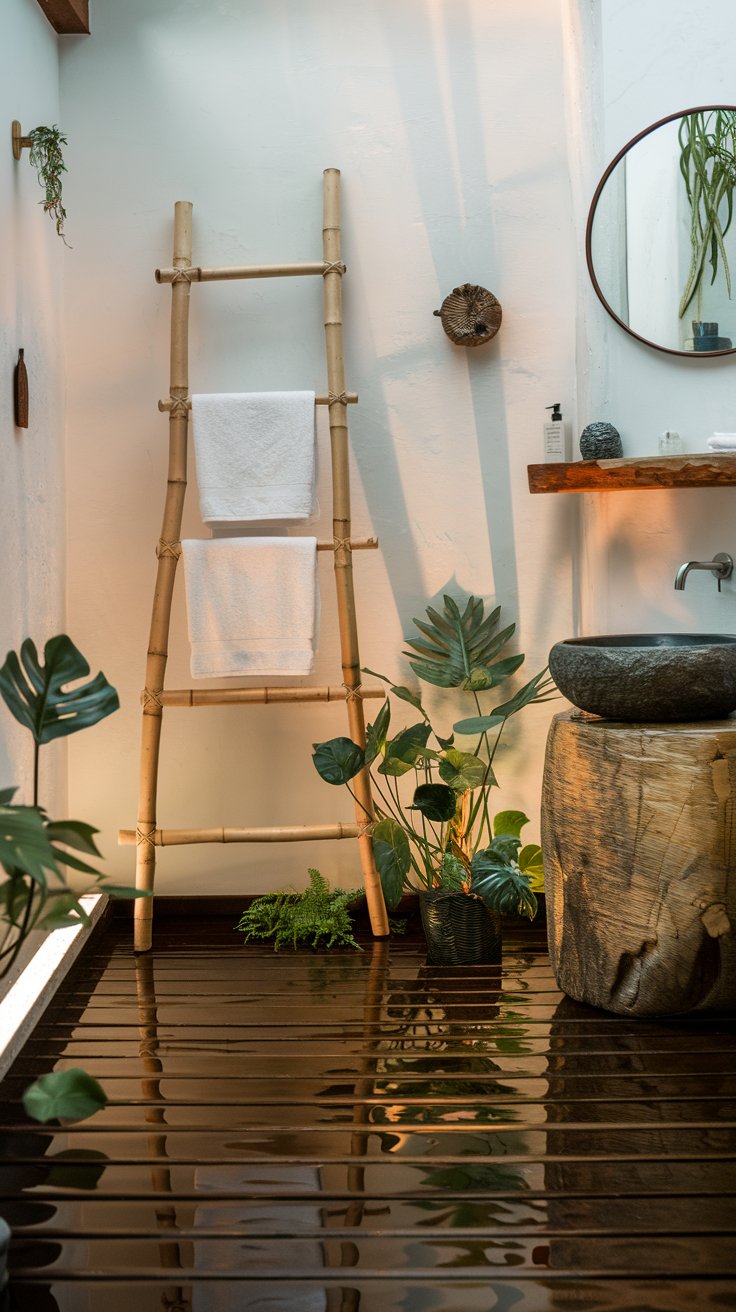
[419,890,502,966]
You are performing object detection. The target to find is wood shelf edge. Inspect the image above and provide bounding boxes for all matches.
[528,452,736,494]
[36,0,90,35]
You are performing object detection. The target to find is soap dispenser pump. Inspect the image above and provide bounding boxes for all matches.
[543,402,570,463]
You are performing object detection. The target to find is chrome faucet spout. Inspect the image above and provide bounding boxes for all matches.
[674,552,733,591]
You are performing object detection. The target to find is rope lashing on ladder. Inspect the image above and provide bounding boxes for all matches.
[156,539,182,559]
[170,268,194,284]
[322,261,346,276]
[167,396,189,418]
[142,688,164,712]
[136,826,158,850]
[327,391,349,405]
[342,682,363,702]
[334,537,352,554]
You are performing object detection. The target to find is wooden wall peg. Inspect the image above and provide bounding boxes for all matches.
[14,350,28,429]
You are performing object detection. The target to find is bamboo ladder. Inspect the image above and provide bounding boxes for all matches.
[120,169,389,950]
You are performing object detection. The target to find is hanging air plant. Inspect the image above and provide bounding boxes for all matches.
[678,109,736,319]
[27,125,69,246]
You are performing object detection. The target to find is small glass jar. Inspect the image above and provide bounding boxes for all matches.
[659,430,683,455]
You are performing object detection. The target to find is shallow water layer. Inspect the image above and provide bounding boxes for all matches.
[1,911,734,1311]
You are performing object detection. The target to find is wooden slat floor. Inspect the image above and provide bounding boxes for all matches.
[0,911,735,1311]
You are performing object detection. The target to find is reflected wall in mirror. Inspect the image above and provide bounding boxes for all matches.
[587,106,736,357]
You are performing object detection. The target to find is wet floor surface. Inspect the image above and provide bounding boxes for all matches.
[1,911,735,1311]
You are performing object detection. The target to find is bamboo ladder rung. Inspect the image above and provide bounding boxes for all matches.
[148,685,386,708]
[159,393,358,412]
[122,823,362,847]
[155,261,344,284]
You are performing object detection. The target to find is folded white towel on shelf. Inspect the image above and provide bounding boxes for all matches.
[191,391,316,524]
[707,433,736,451]
[181,537,319,678]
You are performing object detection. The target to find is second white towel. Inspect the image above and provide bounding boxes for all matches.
[181,537,319,678]
[192,391,316,524]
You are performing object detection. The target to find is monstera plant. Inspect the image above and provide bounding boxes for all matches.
[313,595,552,926]
[0,634,143,1121]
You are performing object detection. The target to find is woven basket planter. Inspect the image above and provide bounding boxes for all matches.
[419,890,502,966]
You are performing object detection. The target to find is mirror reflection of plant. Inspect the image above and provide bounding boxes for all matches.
[28,126,69,246]
[312,595,552,917]
[678,109,736,318]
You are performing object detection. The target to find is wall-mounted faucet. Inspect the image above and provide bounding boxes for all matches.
[674,552,733,592]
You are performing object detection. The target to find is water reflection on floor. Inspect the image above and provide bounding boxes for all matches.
[1,912,734,1311]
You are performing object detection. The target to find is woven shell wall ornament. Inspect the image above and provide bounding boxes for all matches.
[434,283,502,347]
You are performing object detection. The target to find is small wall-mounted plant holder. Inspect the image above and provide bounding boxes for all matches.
[11,120,69,245]
[11,121,32,160]
[434,283,502,347]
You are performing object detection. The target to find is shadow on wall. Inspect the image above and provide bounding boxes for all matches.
[341,0,518,621]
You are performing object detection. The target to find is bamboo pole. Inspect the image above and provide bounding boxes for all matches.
[121,822,362,847]
[323,169,389,938]
[151,684,386,708]
[134,200,193,953]
[155,261,340,284]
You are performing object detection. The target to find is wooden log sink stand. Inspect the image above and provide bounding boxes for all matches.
[542,711,736,1016]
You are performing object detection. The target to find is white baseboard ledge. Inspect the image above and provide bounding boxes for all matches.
[0,894,109,1081]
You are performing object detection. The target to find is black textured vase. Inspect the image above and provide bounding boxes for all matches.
[419,890,502,966]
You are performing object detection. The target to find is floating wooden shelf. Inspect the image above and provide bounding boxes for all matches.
[528,452,736,494]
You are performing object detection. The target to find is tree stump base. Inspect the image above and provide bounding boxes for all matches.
[542,711,736,1016]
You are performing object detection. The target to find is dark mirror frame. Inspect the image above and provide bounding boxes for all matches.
[586,105,736,359]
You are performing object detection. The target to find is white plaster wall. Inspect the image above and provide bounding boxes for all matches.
[61,0,577,892]
[579,0,736,639]
[0,0,66,815]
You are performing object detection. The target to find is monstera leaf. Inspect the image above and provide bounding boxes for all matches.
[403,595,518,690]
[470,849,538,920]
[0,635,119,745]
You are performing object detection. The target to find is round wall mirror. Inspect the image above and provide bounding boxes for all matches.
[586,106,736,357]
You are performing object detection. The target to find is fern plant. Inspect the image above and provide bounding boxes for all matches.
[236,869,363,951]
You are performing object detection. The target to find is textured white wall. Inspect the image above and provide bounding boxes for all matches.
[0,0,66,815]
[61,0,577,892]
[578,0,736,639]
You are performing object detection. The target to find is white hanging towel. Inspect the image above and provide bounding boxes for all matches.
[191,391,316,523]
[181,537,319,678]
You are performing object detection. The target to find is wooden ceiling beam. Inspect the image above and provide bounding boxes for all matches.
[35,0,90,35]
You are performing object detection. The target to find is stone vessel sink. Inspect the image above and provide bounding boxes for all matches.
[549,633,736,721]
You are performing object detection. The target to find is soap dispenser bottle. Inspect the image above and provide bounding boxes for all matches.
[543,403,571,463]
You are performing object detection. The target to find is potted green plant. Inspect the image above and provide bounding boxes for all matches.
[0,635,134,985]
[678,108,736,324]
[312,595,551,963]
